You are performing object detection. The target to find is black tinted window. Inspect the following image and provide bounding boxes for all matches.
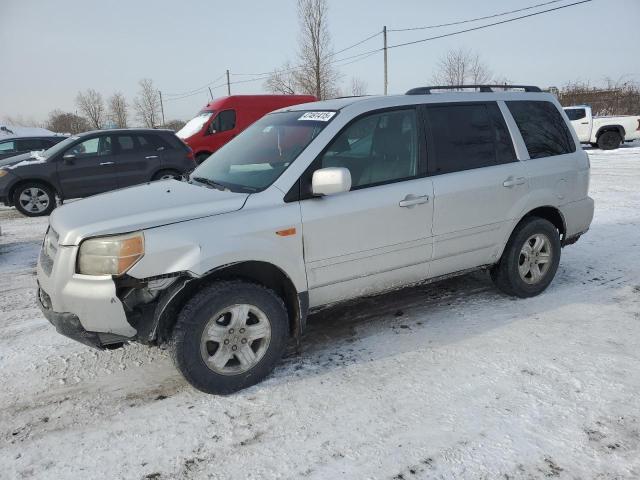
[117,135,135,151]
[507,101,575,159]
[213,110,236,132]
[319,108,419,188]
[564,108,586,121]
[17,139,46,151]
[137,134,169,151]
[426,103,515,174]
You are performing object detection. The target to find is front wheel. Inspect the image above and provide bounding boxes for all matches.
[491,217,561,298]
[169,280,289,394]
[13,182,56,217]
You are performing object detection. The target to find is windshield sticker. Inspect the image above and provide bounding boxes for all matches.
[298,111,336,122]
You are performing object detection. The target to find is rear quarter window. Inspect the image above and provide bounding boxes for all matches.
[507,101,576,159]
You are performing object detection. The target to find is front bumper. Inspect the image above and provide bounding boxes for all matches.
[37,287,128,349]
[36,234,138,346]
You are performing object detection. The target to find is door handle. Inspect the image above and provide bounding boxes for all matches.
[503,176,526,188]
[100,161,114,166]
[399,194,429,208]
[145,155,158,159]
[580,122,589,125]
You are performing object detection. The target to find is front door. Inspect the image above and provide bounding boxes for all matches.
[207,109,237,153]
[56,135,118,198]
[424,102,529,277]
[300,107,434,307]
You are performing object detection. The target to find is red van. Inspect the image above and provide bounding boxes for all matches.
[177,95,316,164]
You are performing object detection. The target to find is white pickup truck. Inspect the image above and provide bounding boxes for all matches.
[564,105,640,150]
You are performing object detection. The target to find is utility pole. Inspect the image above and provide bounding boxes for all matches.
[208,87,214,101]
[226,69,231,96]
[158,90,165,127]
[383,26,388,95]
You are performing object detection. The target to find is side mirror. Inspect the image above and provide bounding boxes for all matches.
[312,167,352,196]
[63,153,76,164]
[208,122,218,135]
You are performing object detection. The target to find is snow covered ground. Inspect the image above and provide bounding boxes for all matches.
[1,145,639,480]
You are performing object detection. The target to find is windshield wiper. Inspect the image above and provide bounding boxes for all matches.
[191,176,230,192]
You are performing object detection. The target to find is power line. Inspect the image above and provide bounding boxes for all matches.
[387,0,593,50]
[163,73,227,97]
[387,0,567,32]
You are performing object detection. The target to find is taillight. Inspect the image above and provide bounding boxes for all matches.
[186,148,195,162]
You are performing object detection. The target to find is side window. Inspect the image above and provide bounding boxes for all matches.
[318,108,418,189]
[137,134,169,152]
[17,139,45,151]
[507,101,576,159]
[426,103,514,175]
[564,108,586,121]
[66,136,112,158]
[116,135,136,152]
[0,140,16,152]
[212,110,237,133]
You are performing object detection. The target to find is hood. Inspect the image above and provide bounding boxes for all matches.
[0,151,45,169]
[50,179,249,245]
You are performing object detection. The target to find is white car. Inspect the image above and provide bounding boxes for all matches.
[37,85,594,394]
[564,105,640,150]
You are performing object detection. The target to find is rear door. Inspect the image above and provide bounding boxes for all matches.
[112,133,157,187]
[424,102,528,277]
[564,107,591,142]
[300,107,434,306]
[56,135,118,198]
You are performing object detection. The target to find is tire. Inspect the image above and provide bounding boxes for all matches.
[151,169,180,181]
[195,153,210,165]
[490,217,561,298]
[169,280,289,395]
[12,182,56,217]
[597,131,622,150]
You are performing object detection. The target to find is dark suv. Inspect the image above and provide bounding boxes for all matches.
[0,135,69,160]
[0,129,195,216]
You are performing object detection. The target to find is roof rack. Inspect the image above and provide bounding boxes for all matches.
[405,85,542,95]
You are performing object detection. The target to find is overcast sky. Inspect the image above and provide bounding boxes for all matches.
[1,0,638,124]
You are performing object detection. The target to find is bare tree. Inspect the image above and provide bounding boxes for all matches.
[76,89,105,129]
[350,77,368,96]
[294,0,340,99]
[264,0,339,99]
[163,119,186,132]
[45,110,90,134]
[264,62,299,95]
[431,48,493,88]
[108,92,128,128]
[134,78,161,128]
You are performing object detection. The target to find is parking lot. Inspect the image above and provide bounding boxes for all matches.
[1,145,639,479]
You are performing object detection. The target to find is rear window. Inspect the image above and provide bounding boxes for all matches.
[507,101,575,159]
[564,108,586,121]
[425,102,515,175]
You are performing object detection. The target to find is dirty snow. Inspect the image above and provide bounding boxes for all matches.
[1,146,640,479]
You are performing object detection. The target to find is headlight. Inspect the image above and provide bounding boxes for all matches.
[77,232,144,276]
[0,169,8,178]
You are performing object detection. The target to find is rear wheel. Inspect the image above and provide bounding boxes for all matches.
[152,169,180,181]
[13,182,56,217]
[491,217,561,298]
[169,280,289,394]
[195,152,210,165]
[597,131,622,150]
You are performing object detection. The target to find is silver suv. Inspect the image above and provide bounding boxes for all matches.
[36,85,594,394]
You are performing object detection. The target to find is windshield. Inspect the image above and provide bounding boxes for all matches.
[177,110,214,139]
[39,135,80,160]
[190,110,336,193]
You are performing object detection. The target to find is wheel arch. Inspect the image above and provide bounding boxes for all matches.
[151,261,308,346]
[595,124,625,139]
[518,206,566,238]
[8,178,58,206]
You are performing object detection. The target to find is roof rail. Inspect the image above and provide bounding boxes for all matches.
[405,85,542,95]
